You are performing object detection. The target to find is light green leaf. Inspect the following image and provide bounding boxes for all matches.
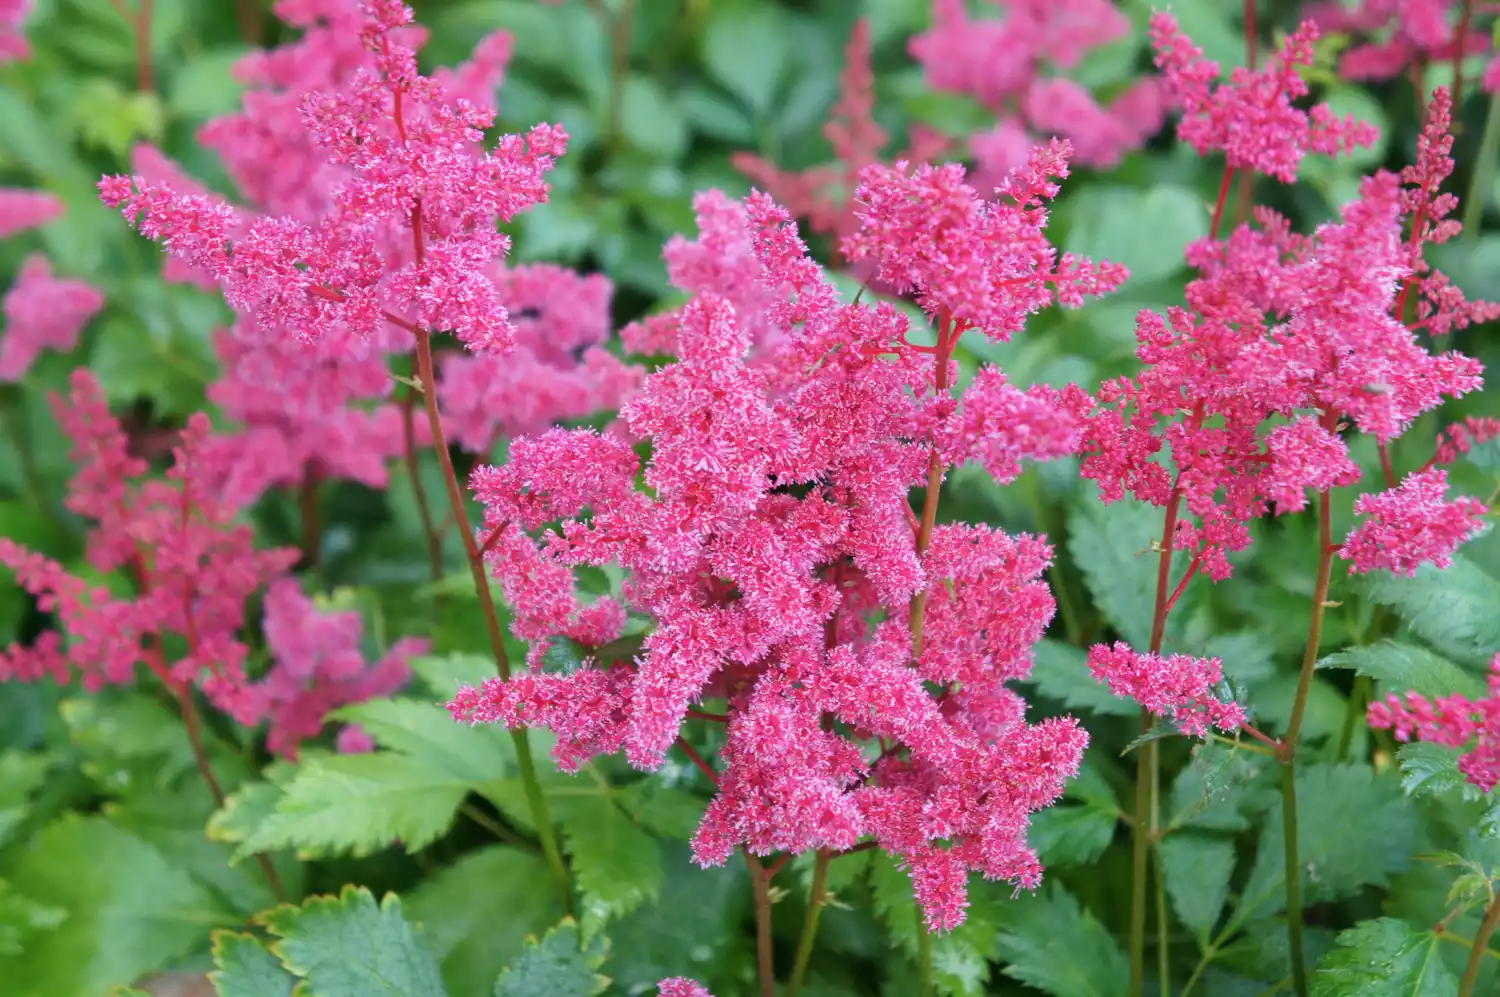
[700,3,789,117]
[261,886,447,997]
[1318,640,1486,699]
[406,847,562,997]
[1364,556,1500,666]
[1396,743,1484,802]
[555,786,665,934]
[1066,184,1208,286]
[208,932,296,997]
[995,886,1128,997]
[0,751,52,848]
[620,76,687,160]
[493,919,608,997]
[1160,833,1236,945]
[167,48,250,120]
[1029,800,1118,869]
[6,816,233,997]
[0,880,66,957]
[1310,918,1457,997]
[1229,765,1416,933]
[869,854,1001,996]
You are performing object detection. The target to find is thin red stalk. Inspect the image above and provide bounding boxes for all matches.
[676,737,718,785]
[744,849,776,997]
[136,0,155,92]
[765,853,792,878]
[1240,722,1281,751]
[478,521,506,557]
[1453,0,1476,114]
[298,466,322,569]
[232,0,262,45]
[1460,889,1500,996]
[686,709,728,723]
[1162,550,1203,615]
[1209,167,1236,240]
[400,389,445,584]
[908,315,956,653]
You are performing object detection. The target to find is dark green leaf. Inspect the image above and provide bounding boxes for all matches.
[492,919,608,997]
[208,932,296,997]
[1160,833,1236,945]
[1396,743,1484,802]
[700,3,789,117]
[1026,639,1137,717]
[995,886,1127,997]
[1364,556,1500,666]
[554,784,665,934]
[1318,641,1486,699]
[260,886,447,997]
[869,854,1002,997]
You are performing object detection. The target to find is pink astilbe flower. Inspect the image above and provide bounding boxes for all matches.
[1340,467,1488,576]
[657,980,714,997]
[0,187,63,237]
[1368,653,1500,791]
[0,0,31,63]
[453,160,1111,930]
[1308,0,1499,92]
[101,0,567,356]
[1087,642,1247,735]
[252,578,424,758]
[1433,416,1500,467]
[0,372,299,705]
[1151,13,1377,183]
[0,254,105,381]
[938,369,1093,484]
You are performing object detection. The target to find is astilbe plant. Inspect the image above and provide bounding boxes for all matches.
[449,136,1125,995]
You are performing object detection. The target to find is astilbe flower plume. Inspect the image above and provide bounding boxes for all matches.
[0,187,62,238]
[1308,0,1500,93]
[1340,467,1487,576]
[1087,643,1245,735]
[1369,653,1500,791]
[0,372,299,713]
[657,980,714,997]
[0,0,30,63]
[1434,416,1500,466]
[452,144,1122,932]
[0,254,105,381]
[909,0,1167,180]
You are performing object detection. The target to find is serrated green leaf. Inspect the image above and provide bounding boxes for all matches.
[555,786,665,934]
[869,853,1001,996]
[1067,485,1197,650]
[1161,833,1236,945]
[1310,918,1457,997]
[606,844,746,992]
[208,781,285,848]
[208,932,296,997]
[1026,639,1138,716]
[1029,802,1118,869]
[493,919,608,997]
[0,880,66,958]
[1319,641,1486,699]
[261,886,446,997]
[1229,765,1416,933]
[1396,742,1484,801]
[406,847,562,997]
[331,697,514,781]
[6,816,233,997]
[1364,556,1500,666]
[1167,740,1267,833]
[0,750,52,848]
[994,886,1127,997]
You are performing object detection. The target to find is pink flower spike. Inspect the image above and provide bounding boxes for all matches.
[1340,468,1488,577]
[1087,642,1246,735]
[658,980,714,997]
[0,187,64,237]
[0,0,32,63]
[1368,654,1500,792]
[0,254,106,381]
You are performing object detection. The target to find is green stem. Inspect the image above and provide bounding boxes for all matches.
[916,922,936,997]
[1463,90,1500,240]
[1334,675,1371,763]
[1278,488,1335,997]
[1131,710,1153,997]
[412,325,572,914]
[1154,740,1170,997]
[1460,890,1500,997]
[787,849,832,997]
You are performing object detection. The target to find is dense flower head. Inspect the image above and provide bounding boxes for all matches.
[1151,13,1378,182]
[0,0,31,63]
[843,143,1126,343]
[1340,467,1488,576]
[1369,653,1500,791]
[252,579,425,758]
[0,372,299,705]
[0,254,106,381]
[100,0,567,357]
[0,187,63,238]
[451,171,1112,929]
[1434,416,1500,467]
[657,980,714,997]
[1087,642,1247,735]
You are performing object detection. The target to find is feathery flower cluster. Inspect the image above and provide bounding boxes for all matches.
[0,372,299,711]
[1151,12,1377,183]
[1368,653,1500,791]
[0,187,62,237]
[1087,643,1245,735]
[1341,467,1488,576]
[1434,416,1500,467]
[253,579,426,758]
[452,143,1122,931]
[910,0,1167,179]
[657,980,714,997]
[1309,0,1500,93]
[0,254,105,381]
[0,0,30,63]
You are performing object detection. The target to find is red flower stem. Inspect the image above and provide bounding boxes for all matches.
[400,388,445,585]
[1460,889,1500,996]
[1378,442,1397,490]
[233,0,262,45]
[1209,167,1236,240]
[478,521,506,557]
[298,466,322,569]
[1239,722,1281,751]
[675,737,718,785]
[1453,0,1476,115]
[1278,485,1336,997]
[136,0,154,93]
[765,853,792,878]
[685,709,728,723]
[787,848,831,997]
[908,314,957,654]
[1162,550,1203,615]
[744,849,776,997]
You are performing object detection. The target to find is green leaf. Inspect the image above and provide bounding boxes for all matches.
[0,880,66,957]
[1229,765,1416,933]
[1167,738,1268,833]
[1066,184,1208,286]
[1025,639,1137,717]
[1318,640,1486,699]
[239,691,515,859]
[6,816,233,997]
[620,76,687,160]
[606,845,746,993]
[994,886,1128,997]
[1160,833,1236,945]
[1364,556,1500,666]
[1310,918,1457,997]
[869,854,1001,996]
[260,886,446,997]
[554,782,666,934]
[1067,484,1196,650]
[208,932,296,997]
[1395,743,1484,802]
[699,2,789,117]
[166,47,250,120]
[406,847,562,997]
[0,750,52,848]
[493,919,608,997]
[1029,803,1118,868]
